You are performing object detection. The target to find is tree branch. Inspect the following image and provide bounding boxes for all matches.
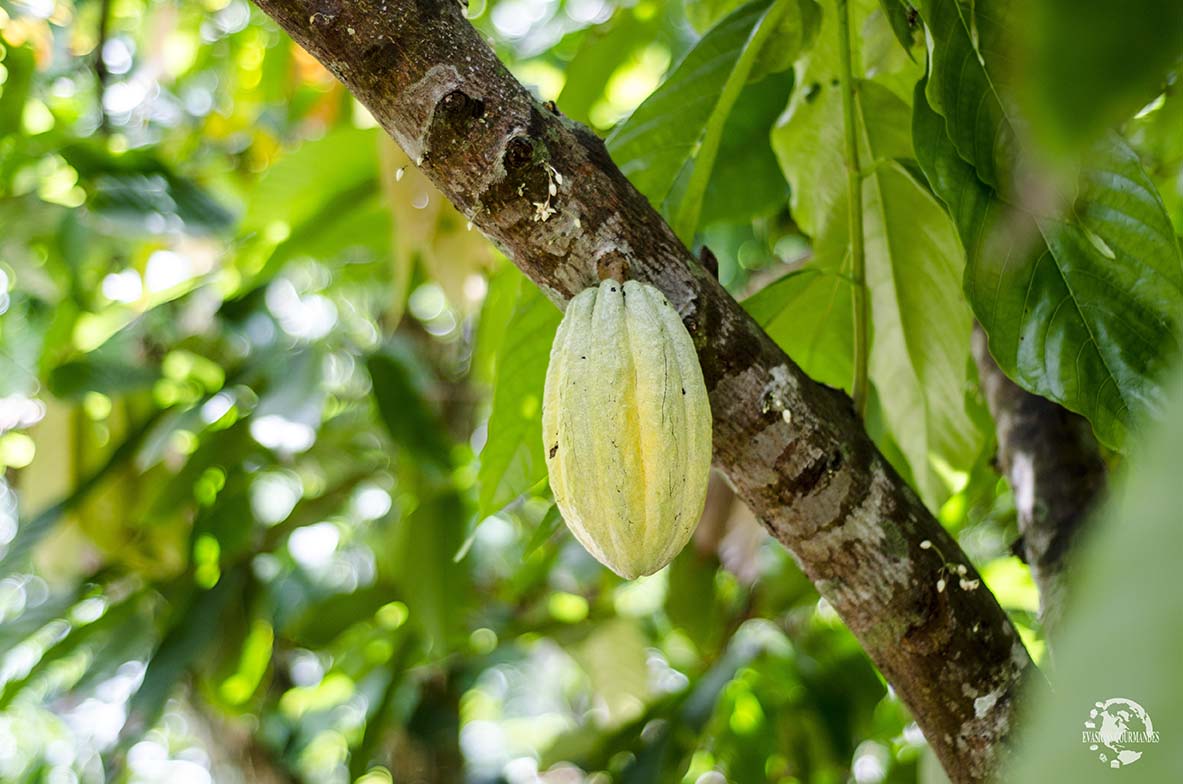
[972,326,1107,637]
[247,2,1032,779]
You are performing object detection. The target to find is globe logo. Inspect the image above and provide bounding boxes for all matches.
[1081,698,1161,768]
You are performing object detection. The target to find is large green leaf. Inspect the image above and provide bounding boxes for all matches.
[284,583,398,648]
[743,265,854,391]
[607,0,817,239]
[685,0,749,32]
[667,72,795,228]
[666,549,727,651]
[1125,89,1183,233]
[239,125,379,236]
[771,0,919,235]
[607,0,765,206]
[914,1,1183,447]
[49,355,160,399]
[876,0,920,58]
[476,279,561,518]
[772,20,979,504]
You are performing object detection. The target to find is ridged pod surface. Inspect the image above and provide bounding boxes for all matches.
[542,278,712,578]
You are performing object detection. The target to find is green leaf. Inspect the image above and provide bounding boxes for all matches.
[0,591,149,710]
[917,0,1015,180]
[876,0,919,59]
[114,569,243,754]
[522,502,564,558]
[666,549,725,650]
[773,58,980,504]
[368,348,454,470]
[913,4,1183,449]
[476,280,561,519]
[239,125,379,236]
[0,45,34,136]
[48,349,160,400]
[772,0,920,235]
[394,491,470,655]
[1125,89,1183,232]
[349,641,413,780]
[748,0,822,82]
[608,2,767,207]
[607,0,817,239]
[687,73,794,226]
[61,143,235,235]
[685,0,749,33]
[471,263,524,387]
[743,265,854,391]
[671,0,815,242]
[286,583,399,648]
[1017,0,1183,151]
[555,9,662,126]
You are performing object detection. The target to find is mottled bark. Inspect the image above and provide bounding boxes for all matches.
[248,1,1032,779]
[972,326,1107,636]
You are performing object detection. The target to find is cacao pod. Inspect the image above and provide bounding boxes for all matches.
[542,279,712,578]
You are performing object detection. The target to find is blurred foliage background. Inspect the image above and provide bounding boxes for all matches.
[0,0,1178,783]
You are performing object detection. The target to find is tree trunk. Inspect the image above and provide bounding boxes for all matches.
[972,326,1107,637]
[247,2,1034,779]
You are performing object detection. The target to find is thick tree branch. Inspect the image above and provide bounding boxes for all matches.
[972,326,1107,637]
[248,2,1032,780]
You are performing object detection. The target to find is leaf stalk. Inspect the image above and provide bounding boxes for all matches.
[836,0,869,417]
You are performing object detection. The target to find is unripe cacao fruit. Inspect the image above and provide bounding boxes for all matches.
[542,279,712,579]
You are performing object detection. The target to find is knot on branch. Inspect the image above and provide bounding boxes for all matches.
[477,133,553,222]
[440,89,485,126]
[425,89,486,163]
[359,38,402,76]
[503,135,535,171]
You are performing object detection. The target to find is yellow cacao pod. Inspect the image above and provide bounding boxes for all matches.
[542,279,712,579]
